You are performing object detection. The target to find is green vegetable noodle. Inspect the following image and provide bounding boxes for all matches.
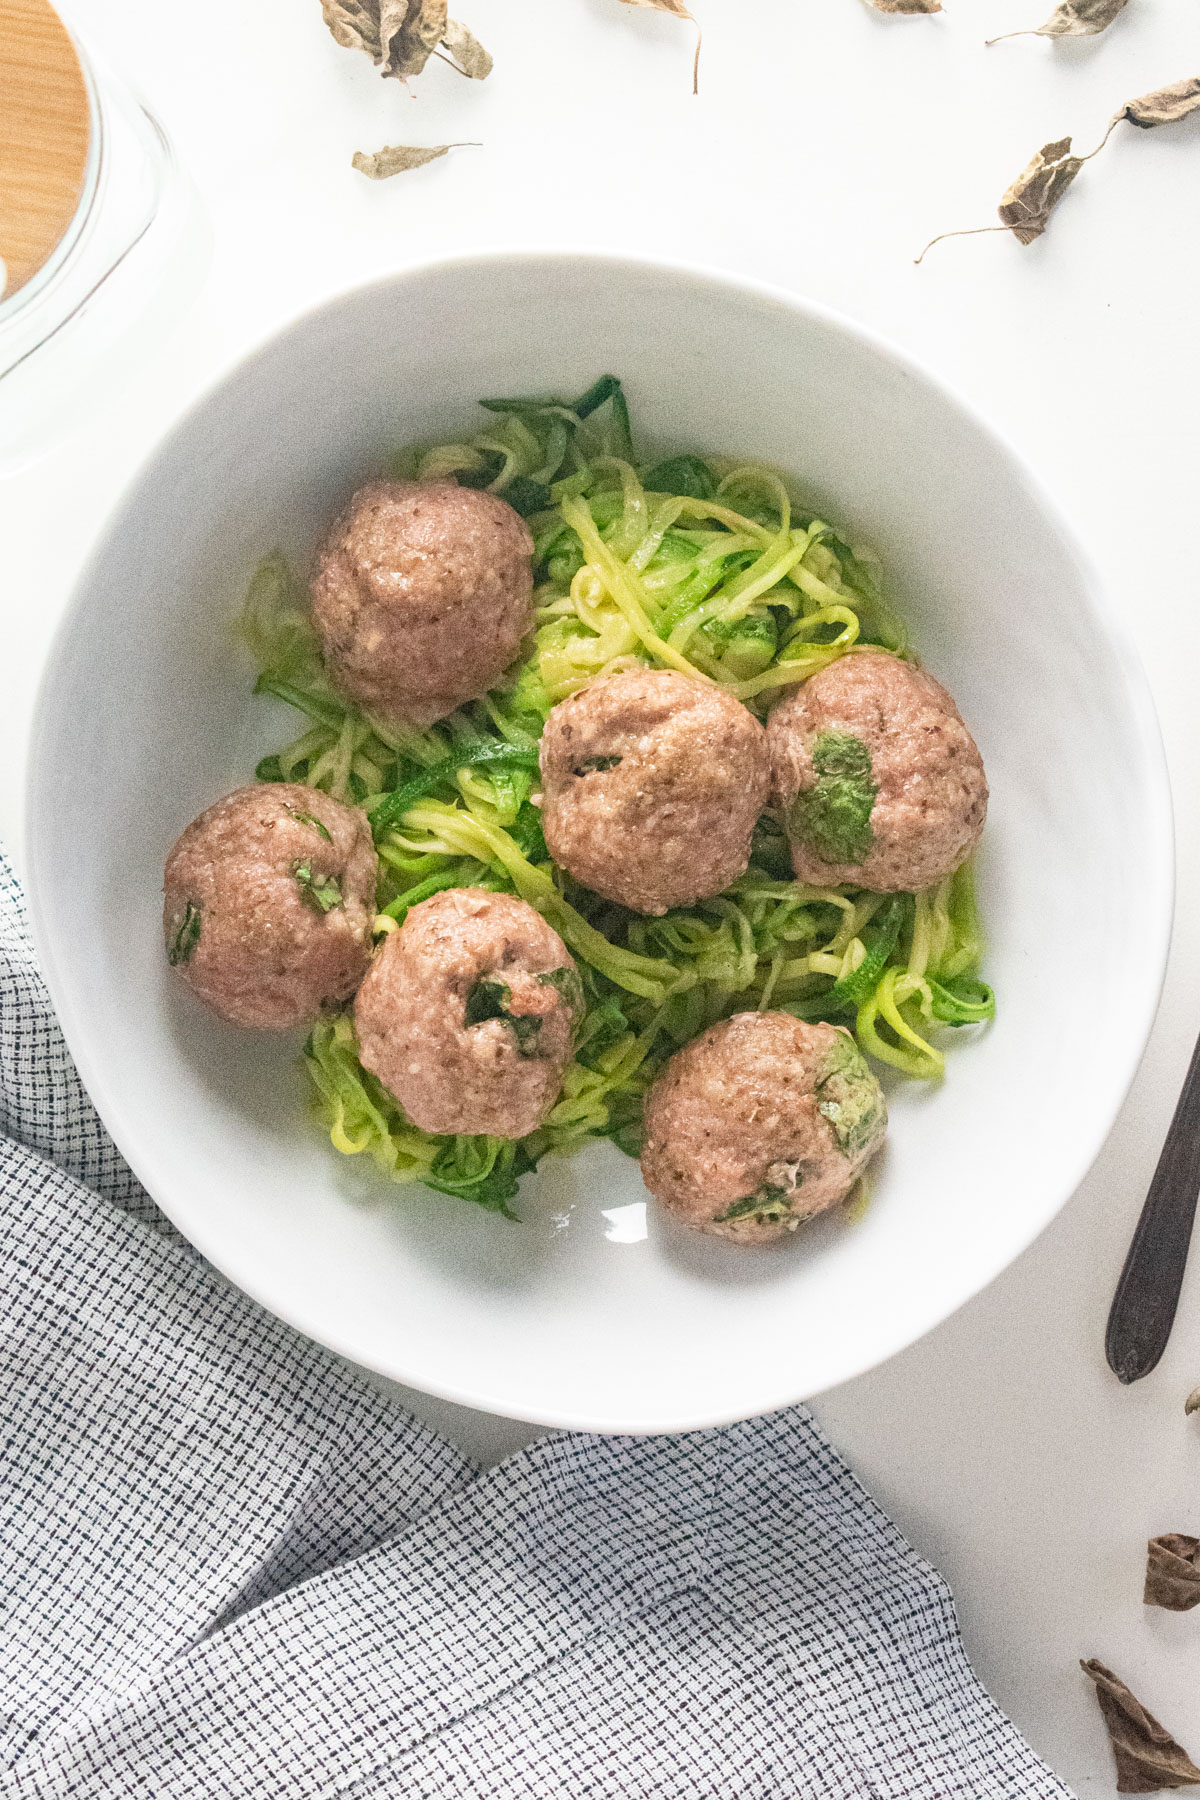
[241,377,993,1215]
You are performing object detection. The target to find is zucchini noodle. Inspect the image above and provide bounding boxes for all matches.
[242,377,992,1216]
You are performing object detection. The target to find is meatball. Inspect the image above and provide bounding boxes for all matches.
[310,480,534,729]
[163,783,377,1030]
[768,650,987,893]
[640,1012,886,1242]
[353,888,581,1139]
[538,669,771,916]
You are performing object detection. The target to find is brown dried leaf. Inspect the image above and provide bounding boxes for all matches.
[351,141,471,179]
[865,0,943,12]
[915,135,1086,260]
[1186,1384,1200,1415]
[1145,1536,1200,1612]
[988,0,1127,43]
[1118,78,1200,129]
[917,91,1200,261]
[378,0,414,69]
[441,17,493,77]
[1036,0,1128,31]
[384,0,447,75]
[998,135,1084,242]
[324,0,467,80]
[618,0,703,92]
[321,0,383,60]
[1082,1661,1200,1793]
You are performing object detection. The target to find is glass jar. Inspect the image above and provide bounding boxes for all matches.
[0,7,205,470]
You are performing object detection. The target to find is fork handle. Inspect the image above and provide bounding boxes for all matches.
[1106,1029,1200,1384]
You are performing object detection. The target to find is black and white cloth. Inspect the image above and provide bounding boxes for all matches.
[0,847,1071,1798]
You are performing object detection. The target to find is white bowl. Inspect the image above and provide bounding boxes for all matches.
[26,252,1172,1433]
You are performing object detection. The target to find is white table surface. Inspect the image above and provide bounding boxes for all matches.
[5,1,1200,1790]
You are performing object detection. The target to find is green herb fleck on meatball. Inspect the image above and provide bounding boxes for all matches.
[791,730,878,866]
[464,977,544,1056]
[288,809,333,843]
[574,754,623,776]
[714,1179,800,1228]
[292,861,343,914]
[168,901,202,966]
[536,965,586,1014]
[816,1033,887,1159]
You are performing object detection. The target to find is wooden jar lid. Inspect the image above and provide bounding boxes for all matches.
[0,0,92,301]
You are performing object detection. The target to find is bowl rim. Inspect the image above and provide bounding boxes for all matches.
[24,246,1176,1432]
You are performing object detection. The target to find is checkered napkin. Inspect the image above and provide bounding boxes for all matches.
[0,847,1071,1798]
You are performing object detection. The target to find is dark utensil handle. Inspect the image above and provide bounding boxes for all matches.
[1106,1029,1200,1384]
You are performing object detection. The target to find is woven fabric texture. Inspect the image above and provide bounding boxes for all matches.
[0,849,1072,1798]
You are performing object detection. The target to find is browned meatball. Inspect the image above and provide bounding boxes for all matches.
[768,650,987,893]
[640,1013,886,1242]
[309,480,534,729]
[163,783,377,1030]
[538,669,771,917]
[353,888,581,1139]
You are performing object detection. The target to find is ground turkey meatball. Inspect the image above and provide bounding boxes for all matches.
[640,1012,887,1243]
[538,669,771,916]
[768,650,987,893]
[310,480,534,729]
[163,783,377,1030]
[354,888,581,1139]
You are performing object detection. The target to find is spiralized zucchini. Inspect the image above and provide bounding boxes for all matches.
[242,377,992,1216]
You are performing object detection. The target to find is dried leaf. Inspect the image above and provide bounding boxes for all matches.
[988,0,1127,44]
[385,0,447,75]
[321,0,383,60]
[1083,77,1200,158]
[865,0,943,12]
[440,17,493,77]
[920,81,1200,260]
[351,141,474,179]
[916,136,1085,259]
[618,0,703,93]
[378,0,414,69]
[1145,1536,1200,1611]
[323,0,467,80]
[1117,78,1200,129]
[1081,1661,1200,1793]
[918,135,1085,257]
[998,135,1084,241]
[1185,1384,1200,1415]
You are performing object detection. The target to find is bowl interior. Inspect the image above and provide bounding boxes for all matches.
[25,254,1172,1431]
